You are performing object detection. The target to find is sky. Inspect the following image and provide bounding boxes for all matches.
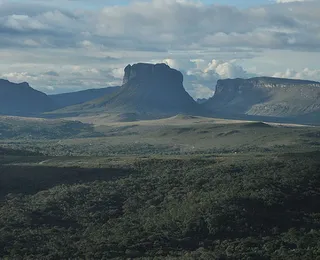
[1,0,320,99]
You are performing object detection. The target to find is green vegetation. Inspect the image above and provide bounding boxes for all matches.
[0,116,319,259]
[0,117,103,140]
[0,152,319,259]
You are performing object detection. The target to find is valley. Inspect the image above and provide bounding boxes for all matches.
[0,116,319,259]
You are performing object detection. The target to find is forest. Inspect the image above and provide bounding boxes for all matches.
[0,151,319,259]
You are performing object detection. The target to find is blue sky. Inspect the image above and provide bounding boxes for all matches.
[9,0,276,9]
[1,0,320,98]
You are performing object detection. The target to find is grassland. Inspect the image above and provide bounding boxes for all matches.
[0,114,319,157]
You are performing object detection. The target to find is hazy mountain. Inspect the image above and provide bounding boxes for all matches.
[50,86,120,109]
[53,63,202,119]
[204,77,320,122]
[0,79,55,116]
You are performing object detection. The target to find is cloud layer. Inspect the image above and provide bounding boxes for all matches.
[1,0,320,98]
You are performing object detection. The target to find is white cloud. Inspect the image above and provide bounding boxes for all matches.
[273,68,320,82]
[0,0,320,97]
[151,58,252,98]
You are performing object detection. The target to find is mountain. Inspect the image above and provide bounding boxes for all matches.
[53,63,202,119]
[50,86,120,109]
[204,77,320,123]
[0,79,55,116]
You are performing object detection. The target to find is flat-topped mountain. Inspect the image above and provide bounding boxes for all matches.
[50,86,120,109]
[0,79,55,116]
[204,77,320,121]
[55,63,201,118]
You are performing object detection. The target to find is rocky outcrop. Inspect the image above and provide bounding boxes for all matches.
[109,63,198,114]
[60,63,201,118]
[122,63,183,86]
[204,77,320,120]
[0,79,55,116]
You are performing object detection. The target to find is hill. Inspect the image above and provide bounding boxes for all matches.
[204,77,320,123]
[50,86,120,109]
[52,63,202,120]
[0,79,55,116]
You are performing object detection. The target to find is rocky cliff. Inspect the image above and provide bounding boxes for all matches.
[57,63,201,118]
[204,77,320,120]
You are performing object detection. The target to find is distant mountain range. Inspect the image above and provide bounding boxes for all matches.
[1,64,320,124]
[0,79,119,116]
[0,79,55,116]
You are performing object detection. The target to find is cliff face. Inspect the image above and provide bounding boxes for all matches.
[114,63,196,113]
[0,79,55,116]
[122,63,183,86]
[70,63,201,116]
[204,77,320,119]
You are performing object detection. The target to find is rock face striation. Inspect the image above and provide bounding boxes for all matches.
[204,77,320,121]
[62,63,201,118]
[0,79,55,116]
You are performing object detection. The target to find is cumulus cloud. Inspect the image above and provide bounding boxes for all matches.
[157,58,252,99]
[273,68,320,82]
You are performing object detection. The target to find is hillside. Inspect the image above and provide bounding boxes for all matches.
[0,108,319,259]
[0,116,103,139]
[50,86,120,109]
[0,79,55,116]
[204,77,320,123]
[52,63,202,120]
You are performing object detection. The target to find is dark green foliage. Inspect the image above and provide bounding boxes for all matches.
[0,147,41,156]
[0,152,319,259]
[0,118,103,140]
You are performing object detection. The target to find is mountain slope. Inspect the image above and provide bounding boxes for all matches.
[0,79,55,116]
[52,63,202,119]
[204,77,320,121]
[50,86,120,109]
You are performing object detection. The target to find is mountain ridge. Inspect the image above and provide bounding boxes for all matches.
[50,86,120,109]
[204,76,320,121]
[1,71,320,125]
[0,79,55,116]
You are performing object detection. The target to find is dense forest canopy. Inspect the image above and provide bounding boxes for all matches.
[0,152,319,259]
